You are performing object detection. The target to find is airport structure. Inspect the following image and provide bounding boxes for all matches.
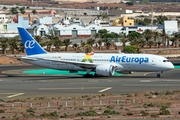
[0,15,178,38]
[0,9,179,38]
[164,21,178,35]
[0,14,29,37]
[25,16,163,38]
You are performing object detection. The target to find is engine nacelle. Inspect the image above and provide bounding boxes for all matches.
[95,64,115,76]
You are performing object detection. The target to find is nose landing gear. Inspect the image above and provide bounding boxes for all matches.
[157,71,163,78]
[157,74,160,78]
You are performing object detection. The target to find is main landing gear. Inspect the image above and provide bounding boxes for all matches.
[83,74,94,78]
[83,69,94,78]
[83,73,100,78]
[156,71,163,78]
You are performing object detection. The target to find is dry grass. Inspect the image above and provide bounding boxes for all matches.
[0,90,180,119]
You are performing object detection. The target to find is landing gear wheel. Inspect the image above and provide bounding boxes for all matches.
[83,74,94,78]
[89,74,94,78]
[94,73,99,77]
[83,74,87,78]
[157,74,160,78]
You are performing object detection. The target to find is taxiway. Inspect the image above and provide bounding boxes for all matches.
[0,65,179,100]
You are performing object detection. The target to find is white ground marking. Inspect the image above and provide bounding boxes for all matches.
[0,93,16,95]
[140,80,152,82]
[144,72,154,76]
[99,87,112,93]
[88,80,99,82]
[107,80,113,82]
[122,84,180,86]
[6,93,24,98]
[161,79,180,81]
[140,79,180,82]
[39,87,105,90]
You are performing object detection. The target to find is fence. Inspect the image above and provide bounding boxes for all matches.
[0,99,144,109]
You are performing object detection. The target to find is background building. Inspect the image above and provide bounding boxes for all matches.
[112,16,134,26]
[164,21,178,35]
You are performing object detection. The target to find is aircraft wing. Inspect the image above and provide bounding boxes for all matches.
[42,58,98,69]
[21,57,98,69]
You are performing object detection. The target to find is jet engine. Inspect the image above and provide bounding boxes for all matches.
[95,64,115,76]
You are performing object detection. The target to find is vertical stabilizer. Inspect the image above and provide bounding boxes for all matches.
[17,27,47,56]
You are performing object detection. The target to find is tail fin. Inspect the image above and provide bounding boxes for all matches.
[17,27,47,56]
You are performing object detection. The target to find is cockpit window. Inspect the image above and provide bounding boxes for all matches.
[163,60,170,62]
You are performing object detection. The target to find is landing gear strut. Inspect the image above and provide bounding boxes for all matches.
[156,71,163,78]
[83,69,94,78]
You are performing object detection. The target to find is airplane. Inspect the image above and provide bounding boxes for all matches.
[17,27,174,78]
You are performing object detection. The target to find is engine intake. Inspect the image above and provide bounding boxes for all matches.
[95,64,115,76]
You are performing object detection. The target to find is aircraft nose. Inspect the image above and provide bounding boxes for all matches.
[169,62,174,69]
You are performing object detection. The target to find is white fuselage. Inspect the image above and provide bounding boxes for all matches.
[21,53,174,72]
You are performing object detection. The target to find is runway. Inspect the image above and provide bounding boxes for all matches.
[0,64,180,100]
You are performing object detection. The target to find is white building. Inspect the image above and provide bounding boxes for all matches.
[164,21,178,35]
[25,16,178,39]
[37,17,53,25]
[34,24,50,36]
[0,14,8,24]
[0,15,29,37]
[90,19,110,26]
[125,10,133,14]
[33,23,165,39]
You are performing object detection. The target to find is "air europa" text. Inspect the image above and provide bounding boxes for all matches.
[110,56,149,64]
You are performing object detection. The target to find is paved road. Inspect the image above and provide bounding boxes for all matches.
[0,65,179,100]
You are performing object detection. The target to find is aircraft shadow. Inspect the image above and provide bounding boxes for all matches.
[6,74,159,81]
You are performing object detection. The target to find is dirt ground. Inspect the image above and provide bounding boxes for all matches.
[0,90,180,120]
[0,56,22,65]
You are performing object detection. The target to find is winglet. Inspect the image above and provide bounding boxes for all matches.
[17,27,47,56]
